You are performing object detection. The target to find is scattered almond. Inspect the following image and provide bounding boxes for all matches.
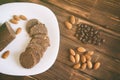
[65,21,72,29]
[13,15,20,21]
[81,55,86,63]
[70,15,75,24]
[81,63,87,70]
[16,27,22,34]
[9,19,18,24]
[75,53,80,63]
[87,61,93,69]
[2,50,10,59]
[73,63,81,69]
[69,49,76,56]
[19,15,27,20]
[94,62,101,70]
[70,55,76,63]
[77,47,86,53]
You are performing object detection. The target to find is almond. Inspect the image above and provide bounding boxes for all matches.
[85,54,91,61]
[69,49,76,56]
[16,27,22,34]
[87,61,93,69]
[94,62,101,70]
[81,63,87,70]
[77,47,86,53]
[9,19,18,24]
[73,63,81,69]
[65,21,72,29]
[13,15,20,21]
[70,15,75,24]
[87,51,94,56]
[2,50,10,59]
[19,15,27,20]
[75,53,80,63]
[70,55,75,63]
[81,55,86,63]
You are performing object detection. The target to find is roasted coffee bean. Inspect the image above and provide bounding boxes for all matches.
[75,23,105,45]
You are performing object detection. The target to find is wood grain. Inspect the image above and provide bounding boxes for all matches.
[0,0,120,80]
[46,0,120,34]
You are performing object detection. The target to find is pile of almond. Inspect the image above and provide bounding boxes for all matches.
[69,47,101,70]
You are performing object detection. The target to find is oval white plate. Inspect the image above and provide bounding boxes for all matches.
[0,2,60,76]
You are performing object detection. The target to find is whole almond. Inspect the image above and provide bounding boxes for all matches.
[9,19,18,24]
[73,63,81,69]
[65,21,72,29]
[87,61,93,69]
[77,47,86,53]
[16,27,22,34]
[94,62,101,70]
[69,49,76,56]
[81,55,86,63]
[75,53,80,63]
[81,63,87,70]
[85,54,91,61]
[70,55,75,63]
[13,15,20,21]
[70,15,75,24]
[87,51,94,56]
[20,15,27,20]
[2,50,10,59]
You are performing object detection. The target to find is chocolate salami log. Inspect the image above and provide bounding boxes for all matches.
[0,22,16,51]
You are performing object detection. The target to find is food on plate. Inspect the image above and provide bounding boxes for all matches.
[19,15,27,20]
[26,19,39,33]
[1,50,10,59]
[0,22,16,51]
[9,19,18,24]
[16,27,22,35]
[20,19,50,68]
[10,14,27,24]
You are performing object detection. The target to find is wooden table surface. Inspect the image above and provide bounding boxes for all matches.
[0,0,120,80]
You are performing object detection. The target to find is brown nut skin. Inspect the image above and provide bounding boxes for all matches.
[70,55,75,63]
[94,62,101,70]
[65,21,72,29]
[16,27,22,34]
[2,50,10,59]
[73,63,81,69]
[69,49,76,56]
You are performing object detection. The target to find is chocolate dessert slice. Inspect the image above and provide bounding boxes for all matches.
[0,22,16,51]
[26,19,39,33]
[29,23,48,36]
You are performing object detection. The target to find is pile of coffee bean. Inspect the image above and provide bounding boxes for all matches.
[75,23,105,45]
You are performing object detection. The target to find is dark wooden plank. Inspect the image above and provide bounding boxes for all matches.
[0,74,35,80]
[33,61,95,80]
[45,0,120,34]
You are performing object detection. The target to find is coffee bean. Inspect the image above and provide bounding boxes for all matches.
[75,23,105,45]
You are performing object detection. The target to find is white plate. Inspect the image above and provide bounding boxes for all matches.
[0,2,60,76]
